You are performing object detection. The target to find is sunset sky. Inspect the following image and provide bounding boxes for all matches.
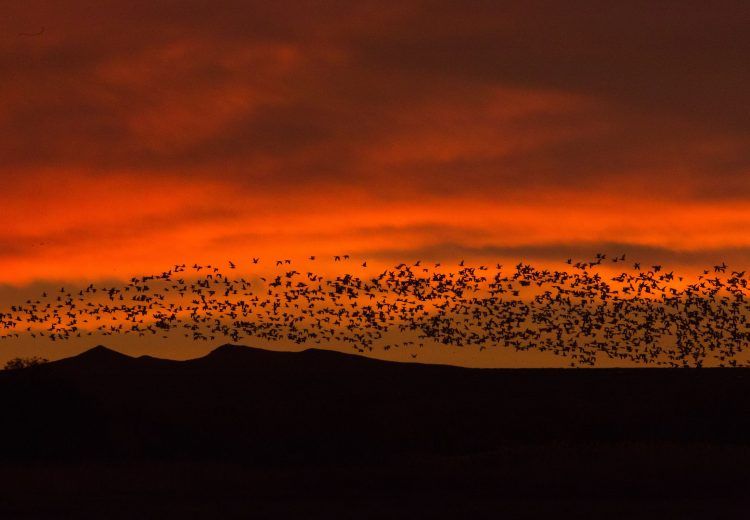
[2,2,749,364]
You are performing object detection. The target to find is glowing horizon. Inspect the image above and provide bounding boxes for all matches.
[2,2,749,366]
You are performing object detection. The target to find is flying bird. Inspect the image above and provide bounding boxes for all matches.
[1,253,747,369]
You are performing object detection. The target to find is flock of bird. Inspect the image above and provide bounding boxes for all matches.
[2,254,750,367]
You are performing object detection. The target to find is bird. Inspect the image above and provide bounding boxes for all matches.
[1,253,748,369]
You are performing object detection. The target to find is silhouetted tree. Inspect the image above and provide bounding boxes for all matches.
[3,357,48,370]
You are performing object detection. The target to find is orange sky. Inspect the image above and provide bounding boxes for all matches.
[1,2,749,363]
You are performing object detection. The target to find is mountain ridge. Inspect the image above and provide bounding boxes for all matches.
[22,343,447,373]
[2,339,750,512]
[33,343,740,373]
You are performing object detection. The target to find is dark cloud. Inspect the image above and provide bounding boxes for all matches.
[1,1,747,195]
[351,2,750,127]
[359,241,750,271]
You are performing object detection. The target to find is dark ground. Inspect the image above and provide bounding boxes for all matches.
[1,345,749,518]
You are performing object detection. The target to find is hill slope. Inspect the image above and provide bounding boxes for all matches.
[2,344,750,515]
[3,343,750,460]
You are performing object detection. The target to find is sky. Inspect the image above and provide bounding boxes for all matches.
[1,2,749,364]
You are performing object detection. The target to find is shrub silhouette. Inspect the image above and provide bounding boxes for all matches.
[4,356,48,370]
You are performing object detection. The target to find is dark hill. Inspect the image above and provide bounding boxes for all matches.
[44,344,143,370]
[2,344,750,516]
[4,344,750,455]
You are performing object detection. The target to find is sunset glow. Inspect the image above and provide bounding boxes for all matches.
[2,2,749,366]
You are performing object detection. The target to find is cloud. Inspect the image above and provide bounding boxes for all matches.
[357,241,750,271]
[1,1,749,284]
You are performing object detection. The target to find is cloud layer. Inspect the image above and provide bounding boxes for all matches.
[2,1,749,283]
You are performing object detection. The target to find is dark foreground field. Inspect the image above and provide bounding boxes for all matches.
[2,345,750,518]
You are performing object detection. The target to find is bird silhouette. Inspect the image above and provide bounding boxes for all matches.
[2,254,750,368]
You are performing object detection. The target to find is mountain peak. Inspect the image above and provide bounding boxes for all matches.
[66,345,133,365]
[204,344,259,359]
[208,344,248,355]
